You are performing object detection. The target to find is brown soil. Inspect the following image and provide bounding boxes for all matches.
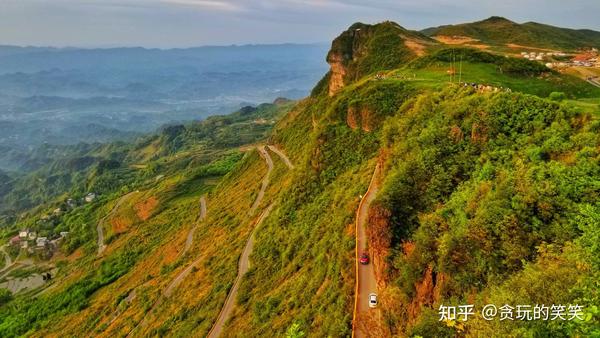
[134,197,158,221]
[506,43,559,52]
[111,216,132,234]
[434,35,489,50]
[404,39,427,56]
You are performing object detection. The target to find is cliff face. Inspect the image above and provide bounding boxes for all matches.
[325,21,434,96]
[327,53,348,96]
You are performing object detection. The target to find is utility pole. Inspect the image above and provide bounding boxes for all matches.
[459,53,463,84]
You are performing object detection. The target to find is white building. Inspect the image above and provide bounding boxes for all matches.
[85,193,97,203]
[36,237,48,247]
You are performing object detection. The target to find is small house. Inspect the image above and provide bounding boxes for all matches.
[67,198,76,208]
[36,237,48,247]
[85,193,97,203]
[19,229,29,239]
[28,232,37,240]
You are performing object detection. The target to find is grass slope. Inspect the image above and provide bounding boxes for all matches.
[423,16,600,50]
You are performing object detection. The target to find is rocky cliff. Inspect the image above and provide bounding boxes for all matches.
[325,21,435,96]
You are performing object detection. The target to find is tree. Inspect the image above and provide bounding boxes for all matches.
[0,288,12,306]
[285,322,306,338]
[549,91,566,102]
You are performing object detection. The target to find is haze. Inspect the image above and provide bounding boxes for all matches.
[1,0,599,48]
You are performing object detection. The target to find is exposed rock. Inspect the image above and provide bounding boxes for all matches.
[367,201,392,287]
[346,105,374,131]
[325,21,434,96]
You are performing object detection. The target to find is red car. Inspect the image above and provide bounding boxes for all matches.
[360,252,369,265]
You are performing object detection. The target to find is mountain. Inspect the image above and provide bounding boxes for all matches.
[0,44,329,170]
[0,19,598,338]
[422,16,600,50]
[324,21,436,95]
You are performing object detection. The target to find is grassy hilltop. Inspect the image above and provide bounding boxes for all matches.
[422,16,600,50]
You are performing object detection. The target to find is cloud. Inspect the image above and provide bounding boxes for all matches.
[0,0,598,47]
[159,0,241,11]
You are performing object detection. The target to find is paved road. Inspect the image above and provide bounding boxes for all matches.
[267,145,294,169]
[184,196,207,254]
[354,164,381,338]
[207,204,274,338]
[249,146,274,214]
[97,191,138,255]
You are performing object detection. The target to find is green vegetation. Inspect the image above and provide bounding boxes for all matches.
[327,21,431,83]
[413,47,549,76]
[0,101,291,220]
[375,88,599,336]
[394,48,600,99]
[0,247,139,336]
[422,16,600,50]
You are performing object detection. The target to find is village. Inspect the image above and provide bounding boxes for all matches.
[7,192,97,258]
[0,192,98,295]
[520,48,600,69]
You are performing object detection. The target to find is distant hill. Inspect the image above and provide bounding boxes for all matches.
[422,16,600,50]
[0,43,328,168]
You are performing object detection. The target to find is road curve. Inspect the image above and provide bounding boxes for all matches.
[126,195,209,336]
[249,146,274,215]
[207,203,274,338]
[97,191,138,255]
[353,163,381,338]
[267,145,294,169]
[184,196,207,254]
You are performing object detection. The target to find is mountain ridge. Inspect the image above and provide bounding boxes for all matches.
[422,16,600,50]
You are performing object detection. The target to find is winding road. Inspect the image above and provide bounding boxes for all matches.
[207,145,292,337]
[207,203,274,338]
[353,163,381,338]
[128,146,289,337]
[97,191,138,255]
[184,196,207,254]
[267,145,294,169]
[127,195,209,335]
[249,146,274,214]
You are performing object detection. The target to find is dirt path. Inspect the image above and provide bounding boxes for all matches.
[0,245,12,272]
[249,146,274,215]
[127,195,208,336]
[184,196,207,254]
[267,145,294,169]
[97,191,138,256]
[353,163,382,338]
[207,204,274,338]
[207,146,281,337]
[587,79,600,88]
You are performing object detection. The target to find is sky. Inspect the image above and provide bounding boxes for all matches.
[0,0,599,48]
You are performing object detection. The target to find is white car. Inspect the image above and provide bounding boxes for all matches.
[368,293,377,308]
